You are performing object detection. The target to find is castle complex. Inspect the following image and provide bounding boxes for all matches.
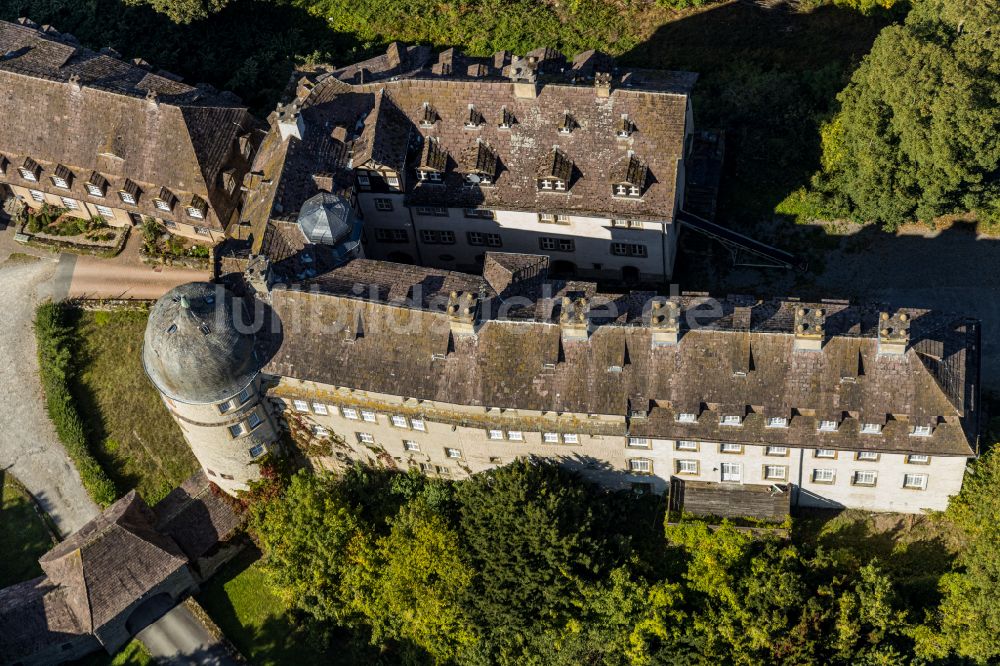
[0,19,980,517]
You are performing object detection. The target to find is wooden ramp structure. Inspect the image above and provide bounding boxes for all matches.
[668,478,791,522]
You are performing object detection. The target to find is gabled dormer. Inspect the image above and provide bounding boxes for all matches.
[420,102,438,128]
[537,147,573,192]
[558,111,576,135]
[610,152,648,198]
[459,139,498,186]
[18,157,41,182]
[85,172,108,198]
[417,137,448,184]
[498,106,516,130]
[465,104,484,129]
[617,115,633,138]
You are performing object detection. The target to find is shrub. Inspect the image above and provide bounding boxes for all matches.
[34,302,118,507]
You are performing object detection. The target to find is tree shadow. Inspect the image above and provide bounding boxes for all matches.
[0,0,367,114]
[621,1,892,225]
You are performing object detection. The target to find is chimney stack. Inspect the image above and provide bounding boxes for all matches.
[447,291,480,337]
[878,311,910,355]
[793,306,825,351]
[509,56,538,99]
[276,102,305,142]
[650,299,680,346]
[595,71,612,98]
[559,296,590,341]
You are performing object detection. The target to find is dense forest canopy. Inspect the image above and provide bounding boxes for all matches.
[248,452,1000,664]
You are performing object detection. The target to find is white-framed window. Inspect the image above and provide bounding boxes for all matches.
[417,171,443,183]
[720,442,743,454]
[910,425,932,437]
[861,423,882,434]
[357,432,375,444]
[543,432,560,444]
[676,413,697,423]
[488,429,504,440]
[312,425,328,437]
[403,440,420,452]
[563,433,579,444]
[610,242,648,258]
[119,190,138,205]
[312,403,328,416]
[19,167,38,182]
[853,470,878,486]
[627,437,649,448]
[29,189,45,203]
[374,198,393,212]
[357,173,370,188]
[342,407,359,420]
[507,430,523,441]
[628,458,652,474]
[764,465,787,480]
[85,182,105,197]
[154,198,172,212]
[856,451,880,461]
[391,415,408,428]
[629,185,641,196]
[720,462,742,482]
[720,415,742,426]
[194,226,211,237]
[52,175,70,189]
[228,423,246,438]
[539,213,555,224]
[249,443,266,458]
[676,459,698,475]
[420,229,456,245]
[903,473,928,490]
[906,454,930,464]
[247,411,263,430]
[766,417,788,428]
[818,420,838,432]
[765,446,788,456]
[815,449,837,459]
[445,447,462,459]
[812,468,836,483]
[386,175,400,188]
[95,204,114,220]
[411,418,426,431]
[361,410,377,422]
[292,399,310,413]
[676,440,698,451]
[59,197,77,210]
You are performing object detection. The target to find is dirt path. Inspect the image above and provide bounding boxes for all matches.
[66,255,210,299]
[0,257,99,535]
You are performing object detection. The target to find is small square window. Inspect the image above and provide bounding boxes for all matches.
[342,407,359,420]
[312,425,328,437]
[374,198,393,212]
[228,423,246,438]
[676,440,698,451]
[720,442,743,454]
[386,176,400,188]
[563,433,579,444]
[218,400,233,415]
[488,429,504,440]
[815,449,837,459]
[910,425,932,437]
[19,167,38,182]
[247,412,263,430]
[628,458,652,474]
[543,432,560,444]
[95,204,114,220]
[861,423,882,434]
[766,417,788,428]
[764,465,787,480]
[507,430,523,441]
[391,415,409,428]
[29,189,45,203]
[119,191,137,205]
[538,213,555,224]
[903,473,927,490]
[357,173,370,188]
[856,451,880,461]
[154,198,172,212]
[361,410,377,423]
[293,400,310,413]
[676,413,697,423]
[853,470,878,486]
[720,415,742,426]
[237,388,251,404]
[676,459,698,475]
[85,182,105,197]
[765,446,787,456]
[818,420,838,432]
[312,403,328,415]
[419,462,433,473]
[357,432,375,444]
[445,447,462,459]
[627,437,649,448]
[194,226,211,236]
[59,197,78,210]
[812,468,836,483]
[52,176,70,189]
[906,454,930,464]
[249,444,266,458]
[404,440,420,452]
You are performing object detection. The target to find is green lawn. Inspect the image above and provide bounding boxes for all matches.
[197,549,347,665]
[68,308,198,505]
[0,472,53,587]
[73,639,155,666]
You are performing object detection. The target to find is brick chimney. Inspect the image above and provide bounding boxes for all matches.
[793,306,825,351]
[877,311,910,355]
[276,102,305,142]
[559,296,590,341]
[447,291,480,337]
[650,299,680,346]
[509,56,538,99]
[595,71,612,98]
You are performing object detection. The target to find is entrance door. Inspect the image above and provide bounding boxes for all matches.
[720,462,742,483]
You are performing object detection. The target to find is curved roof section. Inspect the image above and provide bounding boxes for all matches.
[143,282,261,404]
[297,191,354,245]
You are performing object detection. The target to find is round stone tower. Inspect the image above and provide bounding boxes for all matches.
[143,282,279,495]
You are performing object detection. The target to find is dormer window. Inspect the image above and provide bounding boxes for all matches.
[0,154,8,176]
[418,137,448,184]
[818,420,838,432]
[18,157,40,182]
[861,423,882,434]
[154,187,176,212]
[676,413,697,423]
[766,417,788,428]
[539,178,566,191]
[154,198,172,212]
[617,116,633,138]
[465,105,484,128]
[559,111,575,134]
[499,106,515,130]
[720,415,742,426]
[538,147,573,193]
[459,140,497,187]
[610,153,648,199]
[357,171,371,188]
[910,425,932,437]
[85,172,108,198]
[418,170,442,183]
[51,165,73,189]
[420,102,437,128]
[186,194,207,220]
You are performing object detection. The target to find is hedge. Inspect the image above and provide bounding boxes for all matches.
[34,302,118,507]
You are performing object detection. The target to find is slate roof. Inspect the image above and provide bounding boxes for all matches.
[0,576,92,661]
[242,44,695,239]
[153,471,244,562]
[262,256,979,457]
[38,491,189,632]
[0,19,257,231]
